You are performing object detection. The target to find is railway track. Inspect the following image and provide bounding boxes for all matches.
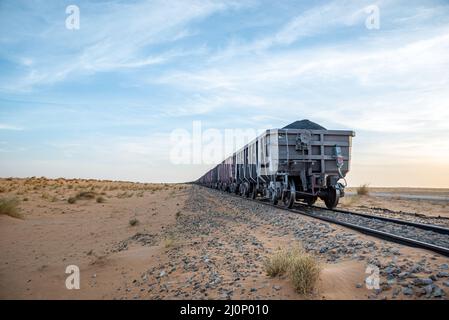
[201,186,449,257]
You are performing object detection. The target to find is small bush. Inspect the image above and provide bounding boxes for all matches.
[96,196,105,203]
[129,218,139,226]
[265,248,321,295]
[0,198,22,219]
[76,191,96,200]
[356,184,369,196]
[41,192,50,200]
[264,249,291,277]
[164,234,177,249]
[288,253,321,295]
[176,211,181,219]
[163,237,176,248]
[68,197,77,204]
[117,192,133,199]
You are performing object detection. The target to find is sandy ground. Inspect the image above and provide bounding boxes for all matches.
[0,178,448,300]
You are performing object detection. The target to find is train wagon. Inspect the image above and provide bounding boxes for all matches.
[197,120,355,209]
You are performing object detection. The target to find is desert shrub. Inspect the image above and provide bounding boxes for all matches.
[163,237,176,248]
[164,233,177,249]
[265,248,321,295]
[175,211,181,219]
[96,196,105,203]
[76,191,96,200]
[356,184,369,196]
[0,198,22,219]
[129,218,139,226]
[341,195,360,206]
[264,249,292,277]
[67,197,77,204]
[288,252,321,295]
[117,192,133,198]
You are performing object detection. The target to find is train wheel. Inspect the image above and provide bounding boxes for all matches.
[250,185,257,199]
[305,196,317,206]
[240,184,246,197]
[244,184,250,198]
[324,187,340,209]
[282,180,296,208]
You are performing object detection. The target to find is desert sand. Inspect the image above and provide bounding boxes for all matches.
[0,178,448,300]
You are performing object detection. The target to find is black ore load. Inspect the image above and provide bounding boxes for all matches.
[282,119,326,130]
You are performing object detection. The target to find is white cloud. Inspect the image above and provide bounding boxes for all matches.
[0,124,23,131]
[156,27,449,126]
[0,0,243,91]
[209,0,374,61]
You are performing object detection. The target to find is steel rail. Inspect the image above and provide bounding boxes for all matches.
[199,186,449,257]
[304,204,449,235]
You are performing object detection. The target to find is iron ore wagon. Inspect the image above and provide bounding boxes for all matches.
[197,120,355,209]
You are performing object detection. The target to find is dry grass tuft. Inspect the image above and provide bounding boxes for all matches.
[0,198,23,219]
[341,195,360,206]
[76,191,97,200]
[117,192,133,199]
[41,192,50,200]
[163,234,178,249]
[264,249,292,277]
[356,184,370,196]
[265,248,320,295]
[67,197,77,204]
[288,252,321,295]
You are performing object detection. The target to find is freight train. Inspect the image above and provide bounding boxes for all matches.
[196,120,355,209]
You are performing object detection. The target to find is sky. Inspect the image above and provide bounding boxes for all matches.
[1,0,449,187]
